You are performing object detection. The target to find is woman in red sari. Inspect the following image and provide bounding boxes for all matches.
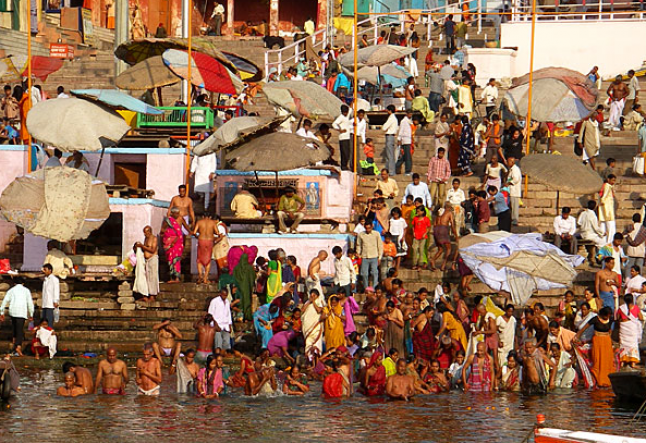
[362,351,386,396]
[160,207,187,283]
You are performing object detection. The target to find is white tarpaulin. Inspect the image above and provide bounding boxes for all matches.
[459,232,584,306]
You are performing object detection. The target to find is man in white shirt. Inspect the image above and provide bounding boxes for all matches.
[625,69,641,116]
[480,78,498,118]
[295,119,316,139]
[553,206,577,254]
[350,109,367,146]
[44,148,63,168]
[402,173,432,207]
[507,156,522,226]
[208,289,233,352]
[190,151,217,210]
[41,264,60,327]
[332,104,352,171]
[332,246,356,298]
[382,104,399,175]
[578,200,606,249]
[624,213,645,281]
[0,279,34,356]
[395,109,414,175]
[56,86,70,99]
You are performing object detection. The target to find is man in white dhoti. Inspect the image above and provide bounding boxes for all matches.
[190,152,217,210]
[618,293,644,369]
[301,289,325,356]
[496,304,517,368]
[606,75,629,130]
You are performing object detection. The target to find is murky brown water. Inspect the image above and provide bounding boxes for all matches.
[1,369,645,442]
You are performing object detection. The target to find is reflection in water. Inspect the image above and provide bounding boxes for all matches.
[1,370,646,442]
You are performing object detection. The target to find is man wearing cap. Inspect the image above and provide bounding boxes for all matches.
[277,186,306,234]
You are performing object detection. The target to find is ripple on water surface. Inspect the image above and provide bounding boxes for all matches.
[1,370,645,442]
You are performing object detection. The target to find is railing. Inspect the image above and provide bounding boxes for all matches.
[263,3,487,78]
[136,107,215,128]
[510,0,645,21]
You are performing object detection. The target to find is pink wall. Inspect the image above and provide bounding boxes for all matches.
[113,203,168,259]
[146,153,186,201]
[0,149,27,252]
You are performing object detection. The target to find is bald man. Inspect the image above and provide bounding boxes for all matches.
[95,347,129,395]
[305,250,328,304]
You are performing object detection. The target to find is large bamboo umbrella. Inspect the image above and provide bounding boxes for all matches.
[338,45,417,68]
[114,56,181,90]
[0,167,110,242]
[26,98,130,152]
[520,153,603,214]
[70,89,163,115]
[193,116,283,157]
[262,81,344,119]
[162,49,243,95]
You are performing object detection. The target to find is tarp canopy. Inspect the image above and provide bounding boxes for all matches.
[520,154,603,195]
[70,89,163,115]
[459,232,584,306]
[114,56,181,90]
[262,81,344,119]
[193,116,283,157]
[339,45,417,68]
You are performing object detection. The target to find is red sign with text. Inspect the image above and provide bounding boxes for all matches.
[49,44,75,60]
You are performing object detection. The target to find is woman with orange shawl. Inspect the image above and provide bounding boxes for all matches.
[323,295,346,349]
[574,306,615,388]
[362,351,386,396]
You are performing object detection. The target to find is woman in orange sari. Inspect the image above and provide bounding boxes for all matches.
[449,116,462,172]
[574,306,615,388]
[18,86,30,144]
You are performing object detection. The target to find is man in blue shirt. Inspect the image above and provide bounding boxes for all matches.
[443,14,456,55]
[487,185,511,232]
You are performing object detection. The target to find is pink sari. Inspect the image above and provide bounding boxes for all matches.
[163,216,184,280]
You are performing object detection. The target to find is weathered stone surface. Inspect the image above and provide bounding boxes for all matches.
[118,290,133,297]
[120,303,136,311]
[117,297,135,304]
[0,283,10,291]
[119,282,131,291]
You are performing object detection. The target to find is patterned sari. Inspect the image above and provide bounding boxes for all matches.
[458,122,475,174]
[162,216,184,280]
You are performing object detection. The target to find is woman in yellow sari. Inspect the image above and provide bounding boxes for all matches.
[266,249,282,302]
[323,296,346,349]
[437,303,468,349]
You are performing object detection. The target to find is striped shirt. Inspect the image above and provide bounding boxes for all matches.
[0,284,34,319]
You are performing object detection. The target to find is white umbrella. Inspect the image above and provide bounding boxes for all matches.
[26,98,130,152]
[193,116,284,157]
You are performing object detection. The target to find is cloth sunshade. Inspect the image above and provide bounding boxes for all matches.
[520,154,603,194]
[504,67,598,122]
[17,55,64,81]
[71,89,163,115]
[339,45,417,68]
[459,233,584,306]
[162,49,243,95]
[26,98,131,152]
[114,56,181,90]
[0,167,110,242]
[225,132,330,172]
[193,116,284,157]
[262,81,344,119]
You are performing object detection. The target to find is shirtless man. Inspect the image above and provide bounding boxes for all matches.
[386,358,416,401]
[430,203,459,272]
[57,372,86,397]
[168,184,195,233]
[95,347,129,395]
[462,342,496,392]
[62,362,94,394]
[524,307,549,349]
[607,75,629,129]
[305,250,328,303]
[152,319,183,374]
[244,356,277,396]
[192,214,218,284]
[521,338,556,394]
[136,343,163,396]
[595,256,620,314]
[134,225,159,301]
[193,314,216,362]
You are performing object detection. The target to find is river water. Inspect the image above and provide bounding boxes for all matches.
[1,369,645,442]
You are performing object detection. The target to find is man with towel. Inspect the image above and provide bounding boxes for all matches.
[134,226,159,301]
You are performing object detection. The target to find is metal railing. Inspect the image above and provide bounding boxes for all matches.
[136,107,215,128]
[510,0,645,21]
[263,3,488,78]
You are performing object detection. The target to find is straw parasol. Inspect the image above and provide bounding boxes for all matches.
[520,153,603,214]
[0,167,110,242]
[262,81,344,119]
[459,233,584,306]
[504,67,598,123]
[26,98,130,152]
[114,56,181,90]
[162,49,243,95]
[338,45,417,68]
[193,116,284,157]
[71,89,163,115]
[225,132,330,172]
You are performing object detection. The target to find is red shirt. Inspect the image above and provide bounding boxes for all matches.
[476,200,490,223]
[412,216,431,240]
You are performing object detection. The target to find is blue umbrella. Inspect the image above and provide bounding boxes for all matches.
[71,89,163,115]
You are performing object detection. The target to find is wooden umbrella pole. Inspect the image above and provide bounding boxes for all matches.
[352,0,358,174]
[185,0,193,185]
[522,0,537,198]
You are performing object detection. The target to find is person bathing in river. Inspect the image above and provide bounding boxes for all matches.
[386,359,416,401]
[136,343,163,396]
[152,319,183,374]
[95,347,129,395]
[62,362,94,394]
[57,372,86,397]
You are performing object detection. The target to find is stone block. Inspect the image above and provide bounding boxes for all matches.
[117,296,135,304]
[119,282,131,290]
[60,282,70,293]
[118,290,133,297]
[120,303,136,310]
[0,283,10,291]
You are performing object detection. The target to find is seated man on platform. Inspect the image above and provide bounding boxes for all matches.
[277,186,305,234]
[44,241,73,279]
[553,207,578,255]
[230,186,261,218]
